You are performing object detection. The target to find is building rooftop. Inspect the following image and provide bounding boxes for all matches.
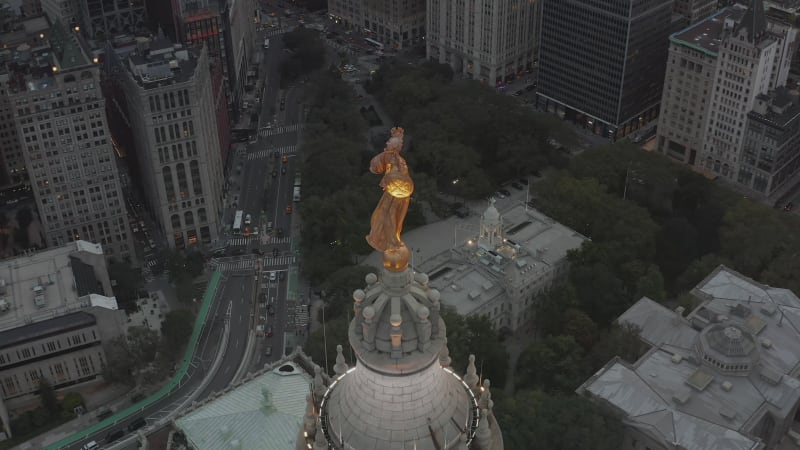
[174,360,313,450]
[671,8,744,56]
[421,203,587,316]
[749,87,800,129]
[0,18,95,93]
[580,265,800,450]
[0,240,116,333]
[0,311,95,350]
[125,35,199,88]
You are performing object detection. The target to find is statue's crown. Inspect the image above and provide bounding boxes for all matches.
[390,127,404,139]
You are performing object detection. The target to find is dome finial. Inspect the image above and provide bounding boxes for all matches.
[333,344,348,376]
[465,354,479,390]
[475,409,492,449]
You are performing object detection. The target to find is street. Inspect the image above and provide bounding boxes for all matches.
[57,16,307,450]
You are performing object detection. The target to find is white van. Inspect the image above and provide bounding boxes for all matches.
[82,441,99,450]
[263,38,270,49]
[245,214,252,225]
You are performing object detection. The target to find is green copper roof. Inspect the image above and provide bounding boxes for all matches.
[48,21,89,69]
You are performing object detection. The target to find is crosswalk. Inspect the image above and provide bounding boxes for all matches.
[264,29,286,38]
[258,124,304,137]
[293,304,309,327]
[247,145,296,160]
[214,258,257,272]
[262,255,296,267]
[269,236,292,244]
[227,236,257,246]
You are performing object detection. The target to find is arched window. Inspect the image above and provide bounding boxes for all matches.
[184,211,194,226]
[171,214,181,229]
[190,160,202,195]
[176,163,188,198]
[163,166,176,202]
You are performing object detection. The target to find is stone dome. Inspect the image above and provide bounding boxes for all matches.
[696,323,759,375]
[319,267,479,450]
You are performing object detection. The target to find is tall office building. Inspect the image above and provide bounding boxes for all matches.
[426,0,539,84]
[329,0,426,49]
[536,0,677,139]
[656,1,797,182]
[0,16,51,188]
[117,37,224,249]
[40,0,147,38]
[4,21,134,259]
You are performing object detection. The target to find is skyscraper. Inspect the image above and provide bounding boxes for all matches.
[536,0,677,139]
[5,21,134,259]
[426,0,539,84]
[673,0,718,24]
[116,37,225,249]
[656,1,797,182]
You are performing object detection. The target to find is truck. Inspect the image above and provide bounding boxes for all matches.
[293,186,301,202]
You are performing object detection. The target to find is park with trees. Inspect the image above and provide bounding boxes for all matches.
[288,34,800,448]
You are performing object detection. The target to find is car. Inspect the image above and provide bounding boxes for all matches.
[518,178,529,185]
[280,101,285,111]
[525,84,536,92]
[785,202,794,212]
[267,304,276,316]
[279,271,286,280]
[245,213,252,224]
[272,170,278,177]
[232,248,245,256]
[128,417,147,432]
[511,182,524,191]
[106,429,124,442]
[259,292,267,302]
[82,441,99,450]
[212,249,225,257]
[494,191,506,199]
[286,205,293,214]
[532,170,542,178]
[148,239,156,249]
[526,201,536,209]
[273,151,280,159]
[499,188,512,197]
[265,345,273,356]
[276,227,283,236]
[266,326,274,337]
[252,248,263,255]
[269,271,277,281]
[282,155,289,163]
[272,247,279,257]
[281,166,287,174]
[96,409,113,421]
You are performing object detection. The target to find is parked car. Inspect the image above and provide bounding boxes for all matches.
[511,182,524,190]
[267,304,276,316]
[494,191,506,199]
[265,345,273,356]
[105,429,124,442]
[498,188,512,197]
[266,326,274,337]
[279,271,286,281]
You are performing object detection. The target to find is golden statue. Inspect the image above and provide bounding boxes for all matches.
[366,127,414,271]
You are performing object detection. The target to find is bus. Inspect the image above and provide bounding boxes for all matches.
[364,38,384,51]
[233,210,244,233]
